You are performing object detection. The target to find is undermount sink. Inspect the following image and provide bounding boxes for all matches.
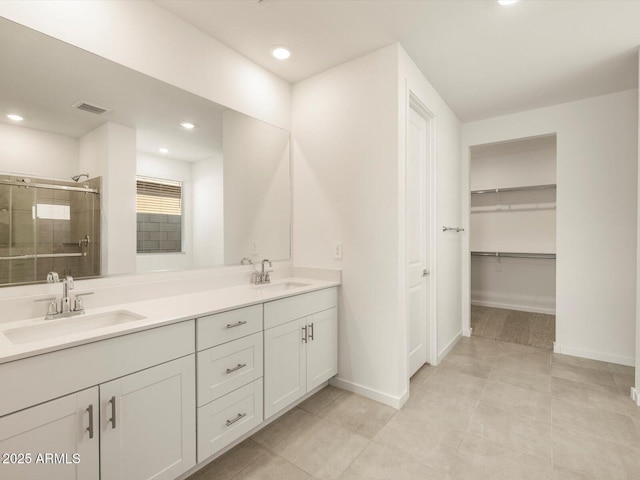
[3,310,146,345]
[255,282,310,293]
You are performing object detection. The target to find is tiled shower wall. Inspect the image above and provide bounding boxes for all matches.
[0,175,101,286]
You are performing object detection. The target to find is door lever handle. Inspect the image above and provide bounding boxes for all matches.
[422,269,430,277]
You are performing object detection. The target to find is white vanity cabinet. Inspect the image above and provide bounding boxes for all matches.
[0,387,99,480]
[195,305,264,462]
[0,321,196,480]
[263,288,338,419]
[0,283,340,479]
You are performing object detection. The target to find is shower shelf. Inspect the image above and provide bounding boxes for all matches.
[0,252,86,261]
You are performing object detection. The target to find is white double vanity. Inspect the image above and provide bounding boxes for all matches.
[0,277,339,480]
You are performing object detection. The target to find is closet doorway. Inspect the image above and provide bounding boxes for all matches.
[469,135,557,349]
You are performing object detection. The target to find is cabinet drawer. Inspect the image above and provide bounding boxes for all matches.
[197,378,263,462]
[197,305,262,351]
[197,332,263,407]
[264,287,337,330]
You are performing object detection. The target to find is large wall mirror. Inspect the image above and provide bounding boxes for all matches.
[0,17,291,287]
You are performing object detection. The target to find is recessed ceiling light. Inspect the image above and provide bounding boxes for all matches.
[6,114,23,122]
[270,46,291,60]
[180,122,195,130]
[159,148,169,154]
[498,0,519,5]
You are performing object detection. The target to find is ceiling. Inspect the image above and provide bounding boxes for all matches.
[0,17,226,162]
[156,0,640,122]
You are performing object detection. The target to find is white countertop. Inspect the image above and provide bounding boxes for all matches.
[0,277,339,364]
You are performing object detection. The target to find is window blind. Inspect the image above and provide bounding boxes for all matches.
[136,176,182,215]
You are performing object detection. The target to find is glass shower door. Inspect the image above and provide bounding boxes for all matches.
[0,184,37,285]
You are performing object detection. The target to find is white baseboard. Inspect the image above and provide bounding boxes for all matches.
[471,300,555,316]
[437,330,462,364]
[553,343,635,367]
[329,377,404,409]
[631,387,640,407]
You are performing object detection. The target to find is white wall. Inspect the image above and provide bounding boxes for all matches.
[0,0,291,130]
[463,89,638,366]
[398,47,464,367]
[293,45,402,406]
[0,122,78,179]
[79,122,136,276]
[223,110,291,265]
[136,152,193,273]
[193,156,224,267]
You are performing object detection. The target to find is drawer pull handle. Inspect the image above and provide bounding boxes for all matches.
[226,412,246,426]
[309,322,314,341]
[226,363,247,374]
[108,396,117,429]
[226,320,247,329]
[302,325,307,343]
[86,404,94,439]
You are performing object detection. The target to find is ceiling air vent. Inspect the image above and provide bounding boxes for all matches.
[72,101,110,115]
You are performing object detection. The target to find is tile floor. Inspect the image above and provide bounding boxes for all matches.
[188,336,639,480]
[471,305,556,350]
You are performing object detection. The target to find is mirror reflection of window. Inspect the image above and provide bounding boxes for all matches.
[136,176,183,254]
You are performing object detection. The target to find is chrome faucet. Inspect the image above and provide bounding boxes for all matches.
[254,259,272,285]
[61,275,74,313]
[36,272,94,320]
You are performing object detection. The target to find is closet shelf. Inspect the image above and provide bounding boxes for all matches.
[471,184,556,195]
[471,251,556,260]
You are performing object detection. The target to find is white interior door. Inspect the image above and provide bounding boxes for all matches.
[407,105,430,377]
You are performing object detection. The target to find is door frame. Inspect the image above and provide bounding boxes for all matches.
[406,91,438,370]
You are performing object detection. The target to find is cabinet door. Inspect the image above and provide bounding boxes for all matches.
[100,356,196,480]
[0,387,98,480]
[306,307,338,391]
[264,318,306,419]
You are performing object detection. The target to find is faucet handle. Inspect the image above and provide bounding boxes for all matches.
[35,297,59,318]
[73,292,94,312]
[47,272,59,283]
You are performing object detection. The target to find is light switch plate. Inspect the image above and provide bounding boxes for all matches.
[334,242,343,260]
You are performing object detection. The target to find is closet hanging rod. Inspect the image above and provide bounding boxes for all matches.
[471,184,556,195]
[0,178,99,194]
[471,251,556,260]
